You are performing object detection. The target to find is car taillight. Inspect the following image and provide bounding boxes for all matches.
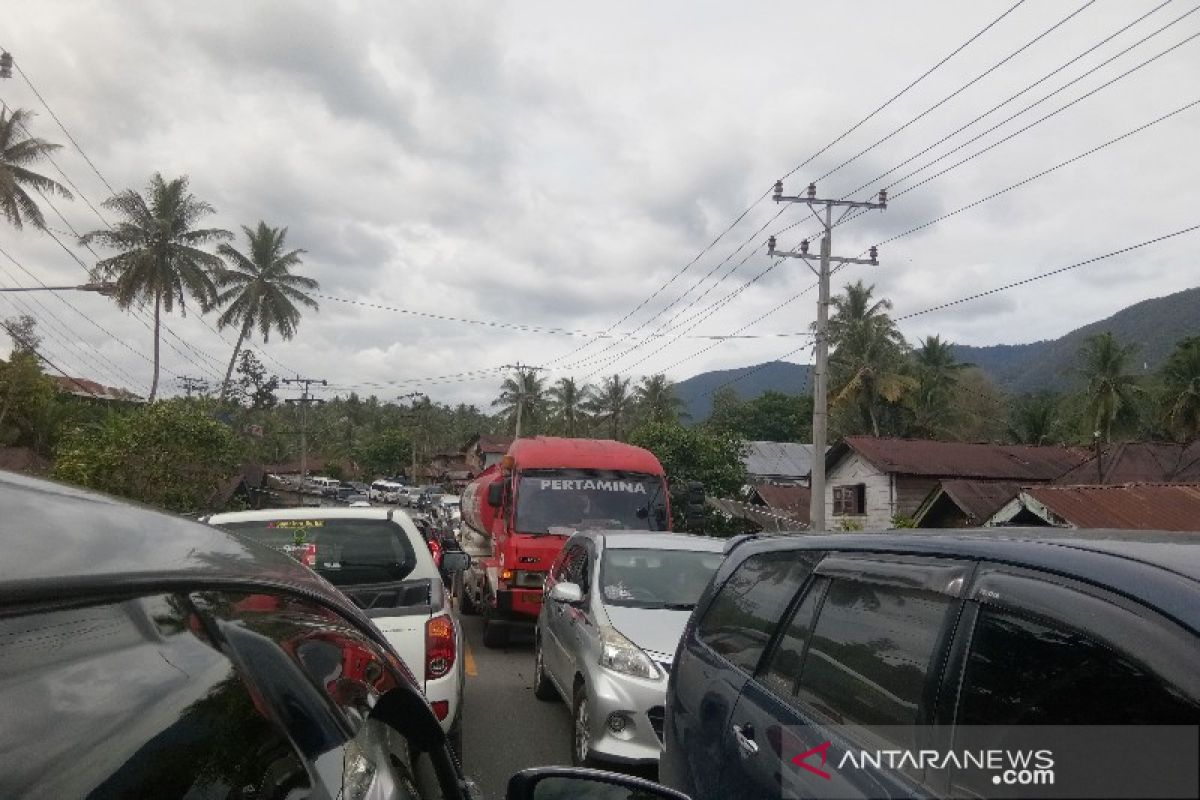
[428,538,442,567]
[300,542,317,567]
[425,614,456,680]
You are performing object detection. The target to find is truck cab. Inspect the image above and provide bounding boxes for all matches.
[458,437,670,648]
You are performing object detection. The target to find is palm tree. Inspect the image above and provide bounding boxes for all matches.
[1008,391,1062,445]
[492,368,547,436]
[587,374,636,439]
[0,107,72,230]
[634,373,687,425]
[1077,331,1140,444]
[547,377,590,436]
[1161,336,1200,439]
[213,222,318,399]
[909,335,968,438]
[825,280,914,437]
[80,174,231,401]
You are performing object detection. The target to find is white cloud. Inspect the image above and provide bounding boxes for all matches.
[2,0,1197,408]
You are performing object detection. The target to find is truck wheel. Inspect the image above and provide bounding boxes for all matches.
[456,573,478,616]
[481,605,508,648]
[533,635,558,701]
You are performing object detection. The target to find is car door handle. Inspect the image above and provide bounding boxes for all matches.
[733,723,758,756]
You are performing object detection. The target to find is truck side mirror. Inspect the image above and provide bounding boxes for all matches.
[487,482,504,508]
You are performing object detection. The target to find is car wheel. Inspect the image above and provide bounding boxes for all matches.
[481,603,508,648]
[533,635,558,701]
[572,683,597,767]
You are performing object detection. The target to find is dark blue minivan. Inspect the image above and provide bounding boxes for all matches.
[660,530,1200,800]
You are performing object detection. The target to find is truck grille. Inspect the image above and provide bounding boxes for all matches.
[647,706,665,744]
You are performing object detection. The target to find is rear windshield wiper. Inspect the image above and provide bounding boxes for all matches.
[660,602,696,610]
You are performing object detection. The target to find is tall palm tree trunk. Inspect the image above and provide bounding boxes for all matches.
[220,320,251,401]
[149,289,162,403]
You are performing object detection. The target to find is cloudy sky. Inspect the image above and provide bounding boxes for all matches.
[3,0,1198,407]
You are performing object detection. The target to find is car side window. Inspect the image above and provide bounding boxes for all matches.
[695,551,820,674]
[0,594,310,799]
[795,578,953,751]
[759,577,826,700]
[957,608,1200,725]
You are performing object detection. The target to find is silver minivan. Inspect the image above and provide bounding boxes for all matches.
[534,530,725,767]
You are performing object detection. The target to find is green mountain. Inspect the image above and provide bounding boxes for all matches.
[676,287,1199,419]
[676,361,811,422]
[952,286,1200,394]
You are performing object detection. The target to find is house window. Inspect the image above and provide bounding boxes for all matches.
[833,484,866,515]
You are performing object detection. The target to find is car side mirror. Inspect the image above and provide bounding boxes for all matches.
[440,551,470,574]
[487,482,504,508]
[507,767,691,800]
[549,582,583,606]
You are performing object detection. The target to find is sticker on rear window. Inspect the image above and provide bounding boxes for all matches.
[267,520,325,529]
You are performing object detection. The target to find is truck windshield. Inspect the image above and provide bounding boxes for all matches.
[215,518,418,587]
[514,469,669,534]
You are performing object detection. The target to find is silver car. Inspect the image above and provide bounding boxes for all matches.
[533,531,726,767]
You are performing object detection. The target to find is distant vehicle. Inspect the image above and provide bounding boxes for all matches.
[536,530,725,767]
[334,486,357,502]
[344,480,370,494]
[346,494,371,506]
[460,436,671,648]
[661,530,1200,800]
[308,476,340,496]
[417,487,443,509]
[206,507,470,755]
[369,480,403,503]
[397,486,424,507]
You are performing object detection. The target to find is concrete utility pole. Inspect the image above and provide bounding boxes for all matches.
[176,376,209,399]
[768,181,887,532]
[502,363,547,438]
[397,392,426,483]
[283,376,327,479]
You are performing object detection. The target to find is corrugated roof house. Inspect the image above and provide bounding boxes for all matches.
[749,483,811,525]
[988,483,1200,531]
[49,375,143,402]
[821,437,1089,531]
[742,441,820,484]
[1055,441,1200,485]
[912,479,1024,528]
[463,434,513,472]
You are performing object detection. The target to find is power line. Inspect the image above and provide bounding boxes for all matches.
[532,1,1025,374]
[0,318,99,397]
[776,13,1200,241]
[2,61,234,383]
[811,0,1099,185]
[642,94,1200,381]
[706,224,1200,397]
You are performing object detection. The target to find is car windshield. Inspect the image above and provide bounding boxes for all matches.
[600,548,724,609]
[215,518,418,587]
[514,469,669,534]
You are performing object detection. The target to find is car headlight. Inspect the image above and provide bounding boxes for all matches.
[599,626,660,679]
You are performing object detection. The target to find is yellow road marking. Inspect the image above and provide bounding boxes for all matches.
[465,643,477,677]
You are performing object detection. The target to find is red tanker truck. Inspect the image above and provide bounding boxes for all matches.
[457,436,670,647]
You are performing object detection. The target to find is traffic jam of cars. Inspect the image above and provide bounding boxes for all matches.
[1,435,1198,799]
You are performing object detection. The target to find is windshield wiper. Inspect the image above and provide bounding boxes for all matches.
[660,602,696,610]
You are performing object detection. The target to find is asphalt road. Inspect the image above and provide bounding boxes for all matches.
[458,615,574,798]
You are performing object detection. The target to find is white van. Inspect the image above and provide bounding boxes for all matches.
[369,480,403,503]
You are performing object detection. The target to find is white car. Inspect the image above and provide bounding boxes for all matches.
[204,507,468,756]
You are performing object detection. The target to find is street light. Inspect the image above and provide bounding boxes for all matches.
[0,282,119,296]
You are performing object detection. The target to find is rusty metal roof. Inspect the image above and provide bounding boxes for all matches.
[1056,441,1200,485]
[750,483,811,517]
[934,479,1023,523]
[834,436,1089,481]
[1024,483,1200,531]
